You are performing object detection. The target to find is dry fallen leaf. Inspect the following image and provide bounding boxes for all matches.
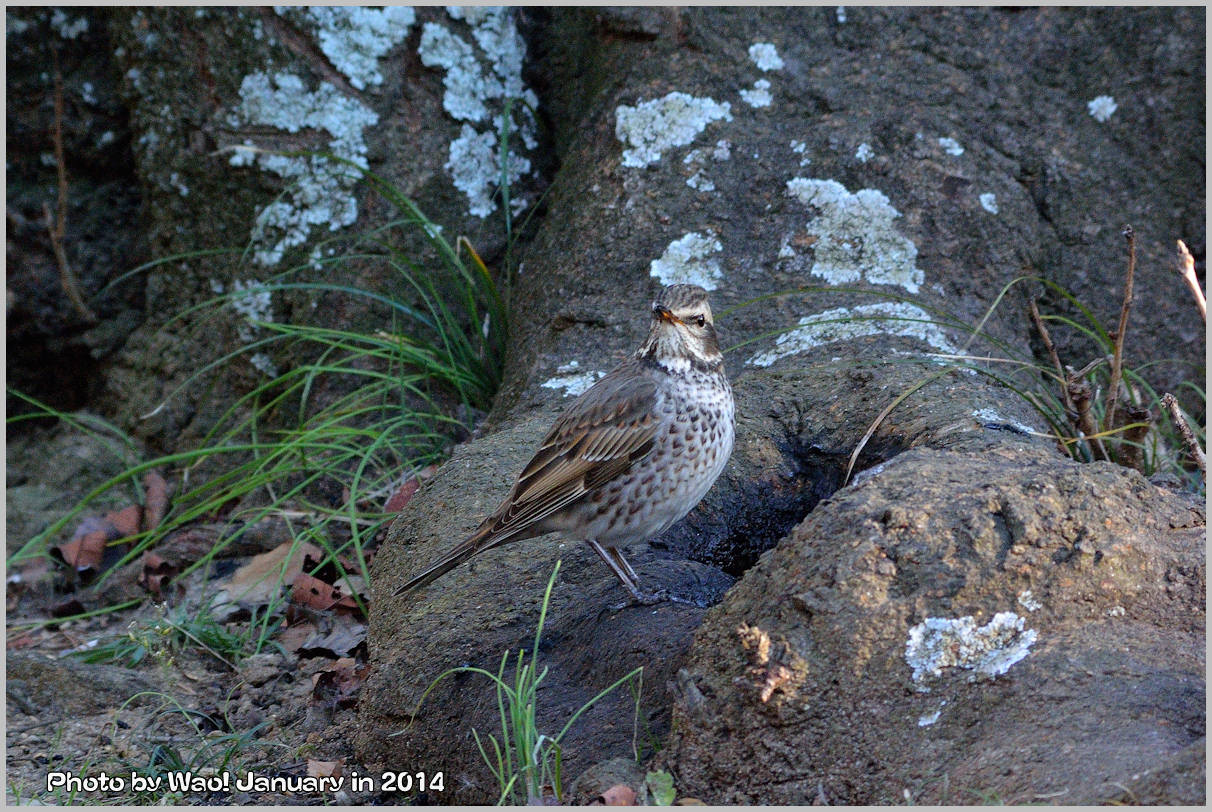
[307,759,344,779]
[211,541,322,610]
[598,784,637,806]
[311,657,369,708]
[142,471,170,531]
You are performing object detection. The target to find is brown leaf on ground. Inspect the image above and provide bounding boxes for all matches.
[142,471,170,531]
[276,621,319,654]
[297,618,367,659]
[307,758,344,779]
[290,572,344,611]
[311,657,369,708]
[107,504,143,537]
[597,784,637,805]
[292,561,367,619]
[212,541,322,609]
[53,528,110,573]
[138,551,181,599]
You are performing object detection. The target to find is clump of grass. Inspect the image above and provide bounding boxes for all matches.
[68,602,282,670]
[7,162,516,605]
[409,561,644,805]
[721,230,1204,491]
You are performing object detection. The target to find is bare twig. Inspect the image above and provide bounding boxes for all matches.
[46,51,96,323]
[1028,296,1074,413]
[1104,225,1136,435]
[1161,392,1206,474]
[1176,240,1206,321]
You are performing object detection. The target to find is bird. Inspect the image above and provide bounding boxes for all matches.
[394,283,735,604]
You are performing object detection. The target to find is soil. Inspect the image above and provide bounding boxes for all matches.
[4,422,399,806]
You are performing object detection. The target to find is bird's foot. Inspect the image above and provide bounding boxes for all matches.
[610,588,665,610]
[609,587,708,610]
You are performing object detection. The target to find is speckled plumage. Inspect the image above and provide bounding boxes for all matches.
[396,284,735,602]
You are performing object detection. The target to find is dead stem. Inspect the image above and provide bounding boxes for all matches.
[1161,393,1206,475]
[1066,372,1108,461]
[1115,405,1152,472]
[1028,296,1074,414]
[1176,240,1206,321]
[1104,226,1136,436]
[47,51,96,323]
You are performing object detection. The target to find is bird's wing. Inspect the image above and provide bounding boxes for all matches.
[480,362,664,540]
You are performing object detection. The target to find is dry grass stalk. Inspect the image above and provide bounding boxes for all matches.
[46,51,96,323]
[1103,226,1136,435]
[1160,393,1206,474]
[1175,240,1205,321]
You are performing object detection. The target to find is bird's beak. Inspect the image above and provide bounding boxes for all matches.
[654,305,681,325]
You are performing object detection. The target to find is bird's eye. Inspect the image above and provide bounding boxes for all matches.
[694,315,706,328]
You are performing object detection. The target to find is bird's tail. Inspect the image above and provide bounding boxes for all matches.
[393,522,509,597]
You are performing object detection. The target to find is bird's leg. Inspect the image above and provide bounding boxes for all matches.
[584,539,668,606]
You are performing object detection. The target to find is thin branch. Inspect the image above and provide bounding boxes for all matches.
[1176,240,1206,321]
[1161,392,1206,474]
[46,50,96,323]
[1104,225,1136,433]
[1028,296,1074,414]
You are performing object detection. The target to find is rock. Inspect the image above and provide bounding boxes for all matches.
[359,7,1203,804]
[6,652,163,721]
[659,446,1205,804]
[569,756,646,805]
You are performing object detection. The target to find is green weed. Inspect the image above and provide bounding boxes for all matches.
[410,561,644,804]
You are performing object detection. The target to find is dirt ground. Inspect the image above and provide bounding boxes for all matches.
[5,420,408,806]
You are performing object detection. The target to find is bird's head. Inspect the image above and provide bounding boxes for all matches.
[638,284,724,373]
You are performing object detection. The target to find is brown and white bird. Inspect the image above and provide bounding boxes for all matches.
[395,284,734,603]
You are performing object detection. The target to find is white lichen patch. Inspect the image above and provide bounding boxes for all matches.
[836,7,847,23]
[855,142,874,162]
[785,177,926,293]
[650,232,725,290]
[229,71,378,265]
[740,79,773,109]
[1087,95,1117,122]
[292,6,416,91]
[541,361,604,397]
[249,352,280,378]
[1017,590,1042,612]
[790,139,811,167]
[748,42,784,72]
[446,123,531,218]
[979,192,998,214]
[905,612,1037,684]
[686,170,715,192]
[938,136,964,156]
[417,8,538,217]
[973,408,1034,436]
[712,139,732,161]
[746,302,956,367]
[917,707,942,727]
[51,8,88,39]
[615,92,733,168]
